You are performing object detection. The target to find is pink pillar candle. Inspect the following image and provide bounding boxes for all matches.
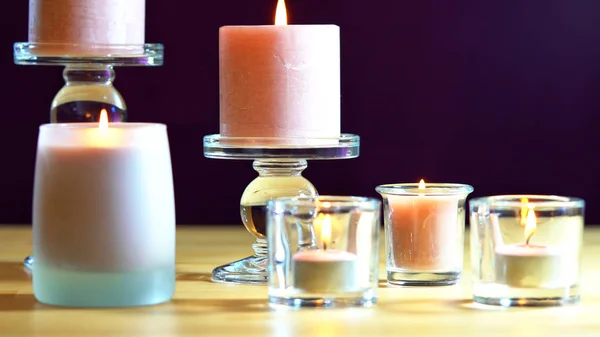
[388,194,459,271]
[28,0,145,55]
[219,25,341,143]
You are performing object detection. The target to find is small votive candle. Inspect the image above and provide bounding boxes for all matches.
[267,196,380,308]
[376,181,474,286]
[469,195,584,307]
[32,114,175,307]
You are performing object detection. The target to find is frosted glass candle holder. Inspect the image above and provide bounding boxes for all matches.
[32,122,176,307]
[267,196,380,308]
[469,195,584,307]
[376,183,474,286]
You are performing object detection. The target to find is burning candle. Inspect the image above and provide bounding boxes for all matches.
[292,214,358,292]
[32,110,175,307]
[387,180,460,270]
[495,206,572,288]
[28,0,145,55]
[219,0,340,143]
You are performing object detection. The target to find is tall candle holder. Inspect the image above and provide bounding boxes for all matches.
[14,42,164,270]
[203,134,360,284]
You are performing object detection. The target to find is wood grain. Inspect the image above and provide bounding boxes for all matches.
[1,225,599,337]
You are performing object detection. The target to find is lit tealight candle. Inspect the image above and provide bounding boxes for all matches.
[292,214,358,292]
[495,206,572,288]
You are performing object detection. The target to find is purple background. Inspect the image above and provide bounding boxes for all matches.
[1,0,599,225]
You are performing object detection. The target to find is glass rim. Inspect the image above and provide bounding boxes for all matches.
[39,123,166,130]
[268,195,380,211]
[375,183,474,196]
[469,194,585,208]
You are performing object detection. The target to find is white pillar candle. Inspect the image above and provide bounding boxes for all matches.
[219,0,340,144]
[29,0,145,55]
[32,114,175,307]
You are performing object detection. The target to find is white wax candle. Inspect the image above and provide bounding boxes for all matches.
[494,244,573,288]
[292,250,358,292]
[33,122,175,272]
[219,1,340,143]
[28,0,145,55]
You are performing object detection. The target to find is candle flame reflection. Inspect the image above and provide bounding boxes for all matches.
[524,208,537,245]
[99,109,109,130]
[418,179,426,189]
[520,197,529,226]
[275,0,287,25]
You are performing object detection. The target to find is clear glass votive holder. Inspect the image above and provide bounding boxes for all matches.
[469,195,584,307]
[267,196,380,308]
[376,183,474,286]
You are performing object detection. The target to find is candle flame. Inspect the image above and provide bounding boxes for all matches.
[275,0,287,25]
[320,214,332,250]
[524,208,537,245]
[418,179,426,189]
[99,109,109,130]
[520,197,529,226]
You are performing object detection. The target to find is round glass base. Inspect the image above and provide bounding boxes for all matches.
[473,295,580,307]
[211,255,268,284]
[203,134,360,160]
[472,283,580,307]
[269,293,376,309]
[14,42,163,66]
[387,270,460,286]
[24,255,34,271]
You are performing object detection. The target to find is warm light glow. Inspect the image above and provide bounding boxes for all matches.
[275,0,287,25]
[418,179,426,189]
[520,197,529,226]
[321,214,332,250]
[524,208,537,245]
[99,109,109,130]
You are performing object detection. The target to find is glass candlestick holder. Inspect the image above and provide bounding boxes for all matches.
[14,42,164,270]
[469,195,584,307]
[204,134,360,284]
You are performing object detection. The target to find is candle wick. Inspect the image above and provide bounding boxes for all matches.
[525,232,534,246]
[323,242,327,251]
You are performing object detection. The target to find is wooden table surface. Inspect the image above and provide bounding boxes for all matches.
[1,225,599,337]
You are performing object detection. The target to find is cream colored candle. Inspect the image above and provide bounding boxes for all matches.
[292,214,358,292]
[29,0,145,55]
[494,209,574,288]
[32,111,175,307]
[219,0,340,143]
[292,250,358,292]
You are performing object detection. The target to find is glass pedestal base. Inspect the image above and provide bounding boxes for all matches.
[212,255,268,284]
[387,270,461,286]
[204,134,360,285]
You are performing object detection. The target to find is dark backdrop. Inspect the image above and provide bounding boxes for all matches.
[1,0,599,225]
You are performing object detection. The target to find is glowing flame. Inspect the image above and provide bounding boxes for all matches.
[418,179,426,189]
[275,0,287,25]
[99,109,109,130]
[320,214,332,250]
[520,197,529,226]
[524,208,537,245]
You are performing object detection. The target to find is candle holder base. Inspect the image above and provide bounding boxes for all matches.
[473,283,580,307]
[203,134,360,285]
[15,42,164,271]
[386,270,460,287]
[269,293,377,309]
[212,256,268,284]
